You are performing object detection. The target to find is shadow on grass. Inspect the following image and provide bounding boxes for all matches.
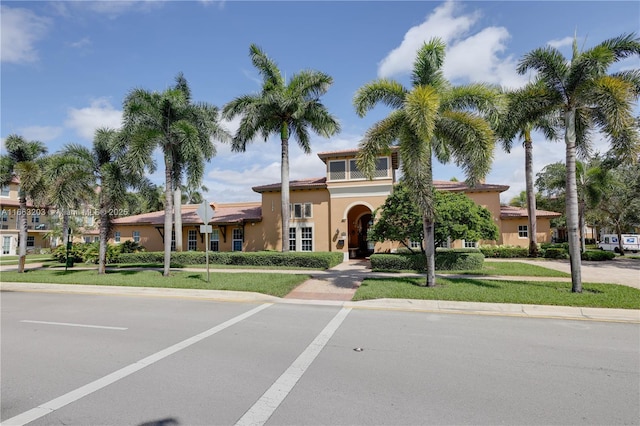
[186,273,206,282]
[443,278,501,289]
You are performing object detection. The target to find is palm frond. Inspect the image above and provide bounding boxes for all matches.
[404,85,440,141]
[353,79,407,117]
[356,111,405,178]
[288,70,333,99]
[517,47,569,100]
[411,38,447,88]
[249,44,284,90]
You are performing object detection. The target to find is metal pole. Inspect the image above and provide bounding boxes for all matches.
[206,230,210,283]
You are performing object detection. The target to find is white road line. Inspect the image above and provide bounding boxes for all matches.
[235,307,352,426]
[20,320,128,331]
[2,303,273,426]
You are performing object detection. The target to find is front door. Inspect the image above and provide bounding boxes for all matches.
[2,236,11,255]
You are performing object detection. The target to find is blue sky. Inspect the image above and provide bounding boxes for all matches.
[2,0,639,204]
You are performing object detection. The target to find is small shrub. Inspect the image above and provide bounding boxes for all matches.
[479,245,528,258]
[544,247,568,259]
[581,250,615,261]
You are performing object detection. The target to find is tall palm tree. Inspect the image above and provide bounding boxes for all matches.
[516,33,640,292]
[222,44,341,252]
[0,135,48,272]
[59,128,141,274]
[121,73,229,276]
[354,38,500,287]
[498,82,561,257]
[45,152,95,248]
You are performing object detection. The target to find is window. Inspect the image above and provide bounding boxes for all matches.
[133,231,140,243]
[518,225,528,238]
[114,231,121,243]
[171,230,176,251]
[289,224,313,252]
[349,160,365,179]
[410,240,422,249]
[464,241,478,248]
[94,237,99,243]
[0,186,9,197]
[85,216,94,226]
[232,228,243,251]
[2,236,10,255]
[328,160,346,180]
[374,158,389,178]
[188,229,197,251]
[210,229,219,251]
[31,214,40,224]
[84,237,91,243]
[290,203,312,219]
[1,210,7,222]
[301,227,313,251]
[26,236,35,247]
[289,227,296,251]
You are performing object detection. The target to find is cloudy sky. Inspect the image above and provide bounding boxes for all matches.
[2,0,639,204]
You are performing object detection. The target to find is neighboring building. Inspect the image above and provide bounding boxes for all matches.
[111,148,561,259]
[0,177,99,255]
[0,178,52,255]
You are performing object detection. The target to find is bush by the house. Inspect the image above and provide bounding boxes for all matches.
[114,251,343,269]
[543,247,568,259]
[370,249,484,272]
[581,250,615,261]
[479,245,528,258]
[53,241,146,265]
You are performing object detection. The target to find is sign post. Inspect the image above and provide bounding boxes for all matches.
[196,201,215,283]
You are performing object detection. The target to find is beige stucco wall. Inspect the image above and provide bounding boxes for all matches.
[501,218,553,247]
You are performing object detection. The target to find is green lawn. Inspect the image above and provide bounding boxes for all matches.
[354,276,640,309]
[0,269,309,298]
[0,254,55,266]
[439,261,570,277]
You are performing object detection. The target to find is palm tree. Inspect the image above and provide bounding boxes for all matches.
[498,82,561,257]
[59,128,141,274]
[353,38,500,287]
[45,152,95,248]
[121,73,229,276]
[0,135,48,272]
[183,184,208,205]
[222,44,341,252]
[516,33,640,292]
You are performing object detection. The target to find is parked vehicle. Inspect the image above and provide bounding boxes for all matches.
[597,234,640,253]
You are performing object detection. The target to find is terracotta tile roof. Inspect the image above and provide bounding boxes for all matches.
[433,180,510,193]
[252,177,327,193]
[112,203,262,226]
[500,205,561,218]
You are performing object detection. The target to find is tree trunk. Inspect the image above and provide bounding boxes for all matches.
[17,193,28,273]
[524,134,538,257]
[62,211,70,247]
[579,198,586,253]
[280,130,290,253]
[565,108,582,293]
[163,156,173,276]
[616,225,625,256]
[98,203,109,275]
[422,212,436,287]
[174,187,183,252]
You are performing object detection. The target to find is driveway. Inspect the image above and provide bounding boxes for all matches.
[487,257,640,288]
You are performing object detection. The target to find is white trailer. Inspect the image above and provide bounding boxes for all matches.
[597,234,640,253]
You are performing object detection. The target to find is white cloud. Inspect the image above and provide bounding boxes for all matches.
[65,99,122,140]
[547,36,574,49]
[0,6,51,64]
[378,1,477,78]
[377,0,526,89]
[16,126,64,143]
[69,37,91,49]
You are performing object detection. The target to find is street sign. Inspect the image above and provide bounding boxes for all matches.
[196,201,215,283]
[196,201,215,224]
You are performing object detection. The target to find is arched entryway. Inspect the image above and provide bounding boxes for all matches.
[346,204,374,258]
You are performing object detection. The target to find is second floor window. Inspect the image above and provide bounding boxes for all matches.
[0,186,9,197]
[291,203,312,219]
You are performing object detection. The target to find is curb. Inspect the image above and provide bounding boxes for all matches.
[2,282,638,323]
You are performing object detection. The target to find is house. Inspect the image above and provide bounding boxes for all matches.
[0,177,99,255]
[111,148,560,259]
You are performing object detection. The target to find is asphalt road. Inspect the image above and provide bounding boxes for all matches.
[2,291,639,426]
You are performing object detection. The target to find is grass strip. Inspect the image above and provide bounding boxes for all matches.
[0,269,309,298]
[353,276,640,309]
[375,261,570,277]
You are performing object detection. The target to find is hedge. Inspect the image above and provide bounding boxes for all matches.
[581,250,615,261]
[113,251,343,269]
[479,246,528,258]
[370,249,484,272]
